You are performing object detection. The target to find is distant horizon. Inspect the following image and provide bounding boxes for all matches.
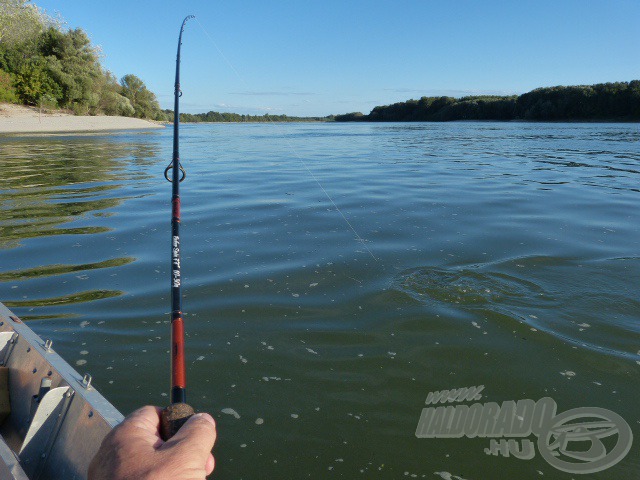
[178,88,522,116]
[35,0,640,117]
[172,80,637,118]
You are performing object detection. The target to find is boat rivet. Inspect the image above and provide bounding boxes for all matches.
[82,373,93,390]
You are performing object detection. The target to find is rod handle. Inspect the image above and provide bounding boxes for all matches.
[161,402,195,440]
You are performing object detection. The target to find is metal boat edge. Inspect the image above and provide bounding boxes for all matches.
[0,301,123,479]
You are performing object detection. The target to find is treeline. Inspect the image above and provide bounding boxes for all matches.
[336,82,640,122]
[163,110,333,123]
[0,0,165,119]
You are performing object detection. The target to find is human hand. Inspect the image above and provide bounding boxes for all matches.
[88,405,217,480]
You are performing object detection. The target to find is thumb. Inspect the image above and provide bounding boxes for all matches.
[162,412,217,458]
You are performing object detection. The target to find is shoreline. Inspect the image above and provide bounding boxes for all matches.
[0,103,164,134]
[335,118,640,124]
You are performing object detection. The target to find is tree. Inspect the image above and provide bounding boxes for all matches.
[98,72,134,116]
[12,57,60,104]
[337,83,639,122]
[0,0,50,46]
[39,27,103,112]
[0,0,165,119]
[120,74,165,120]
[335,112,364,122]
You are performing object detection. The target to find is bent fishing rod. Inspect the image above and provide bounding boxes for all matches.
[161,14,196,440]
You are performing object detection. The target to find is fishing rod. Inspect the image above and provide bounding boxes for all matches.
[161,14,195,440]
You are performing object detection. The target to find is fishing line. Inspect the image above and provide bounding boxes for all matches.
[194,18,378,262]
[195,18,244,84]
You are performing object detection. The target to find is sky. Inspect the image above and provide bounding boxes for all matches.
[35,0,640,117]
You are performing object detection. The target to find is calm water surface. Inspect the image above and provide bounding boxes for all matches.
[1,122,639,479]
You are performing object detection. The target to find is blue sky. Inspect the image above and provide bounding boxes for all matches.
[36,0,640,117]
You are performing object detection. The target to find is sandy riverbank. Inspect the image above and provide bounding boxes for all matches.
[0,103,164,134]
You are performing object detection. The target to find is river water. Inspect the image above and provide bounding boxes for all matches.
[1,122,638,479]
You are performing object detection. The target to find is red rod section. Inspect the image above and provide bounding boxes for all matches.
[171,315,186,388]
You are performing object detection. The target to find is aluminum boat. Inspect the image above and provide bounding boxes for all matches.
[0,301,122,479]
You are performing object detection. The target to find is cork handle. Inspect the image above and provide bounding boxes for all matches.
[161,402,195,440]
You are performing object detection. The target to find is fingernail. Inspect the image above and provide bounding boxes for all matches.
[194,412,216,427]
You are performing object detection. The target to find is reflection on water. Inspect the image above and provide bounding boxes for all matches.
[4,289,123,308]
[0,257,135,281]
[0,133,160,314]
[0,124,638,479]
[0,226,111,248]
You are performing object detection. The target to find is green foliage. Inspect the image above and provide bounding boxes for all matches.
[13,57,61,104]
[164,109,332,123]
[0,0,51,46]
[99,90,135,116]
[334,112,364,122]
[120,74,165,120]
[515,83,639,120]
[0,0,163,119]
[163,109,174,123]
[0,68,18,102]
[39,92,57,111]
[39,27,103,111]
[337,83,640,122]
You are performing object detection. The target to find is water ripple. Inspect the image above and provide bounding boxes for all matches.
[394,266,552,308]
[392,255,639,361]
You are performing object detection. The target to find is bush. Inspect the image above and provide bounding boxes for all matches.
[13,58,61,105]
[0,69,18,102]
[39,93,58,111]
[71,102,88,115]
[100,90,135,116]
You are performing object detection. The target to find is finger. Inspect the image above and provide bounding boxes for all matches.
[89,406,164,479]
[206,453,215,476]
[161,412,216,458]
[120,406,163,437]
